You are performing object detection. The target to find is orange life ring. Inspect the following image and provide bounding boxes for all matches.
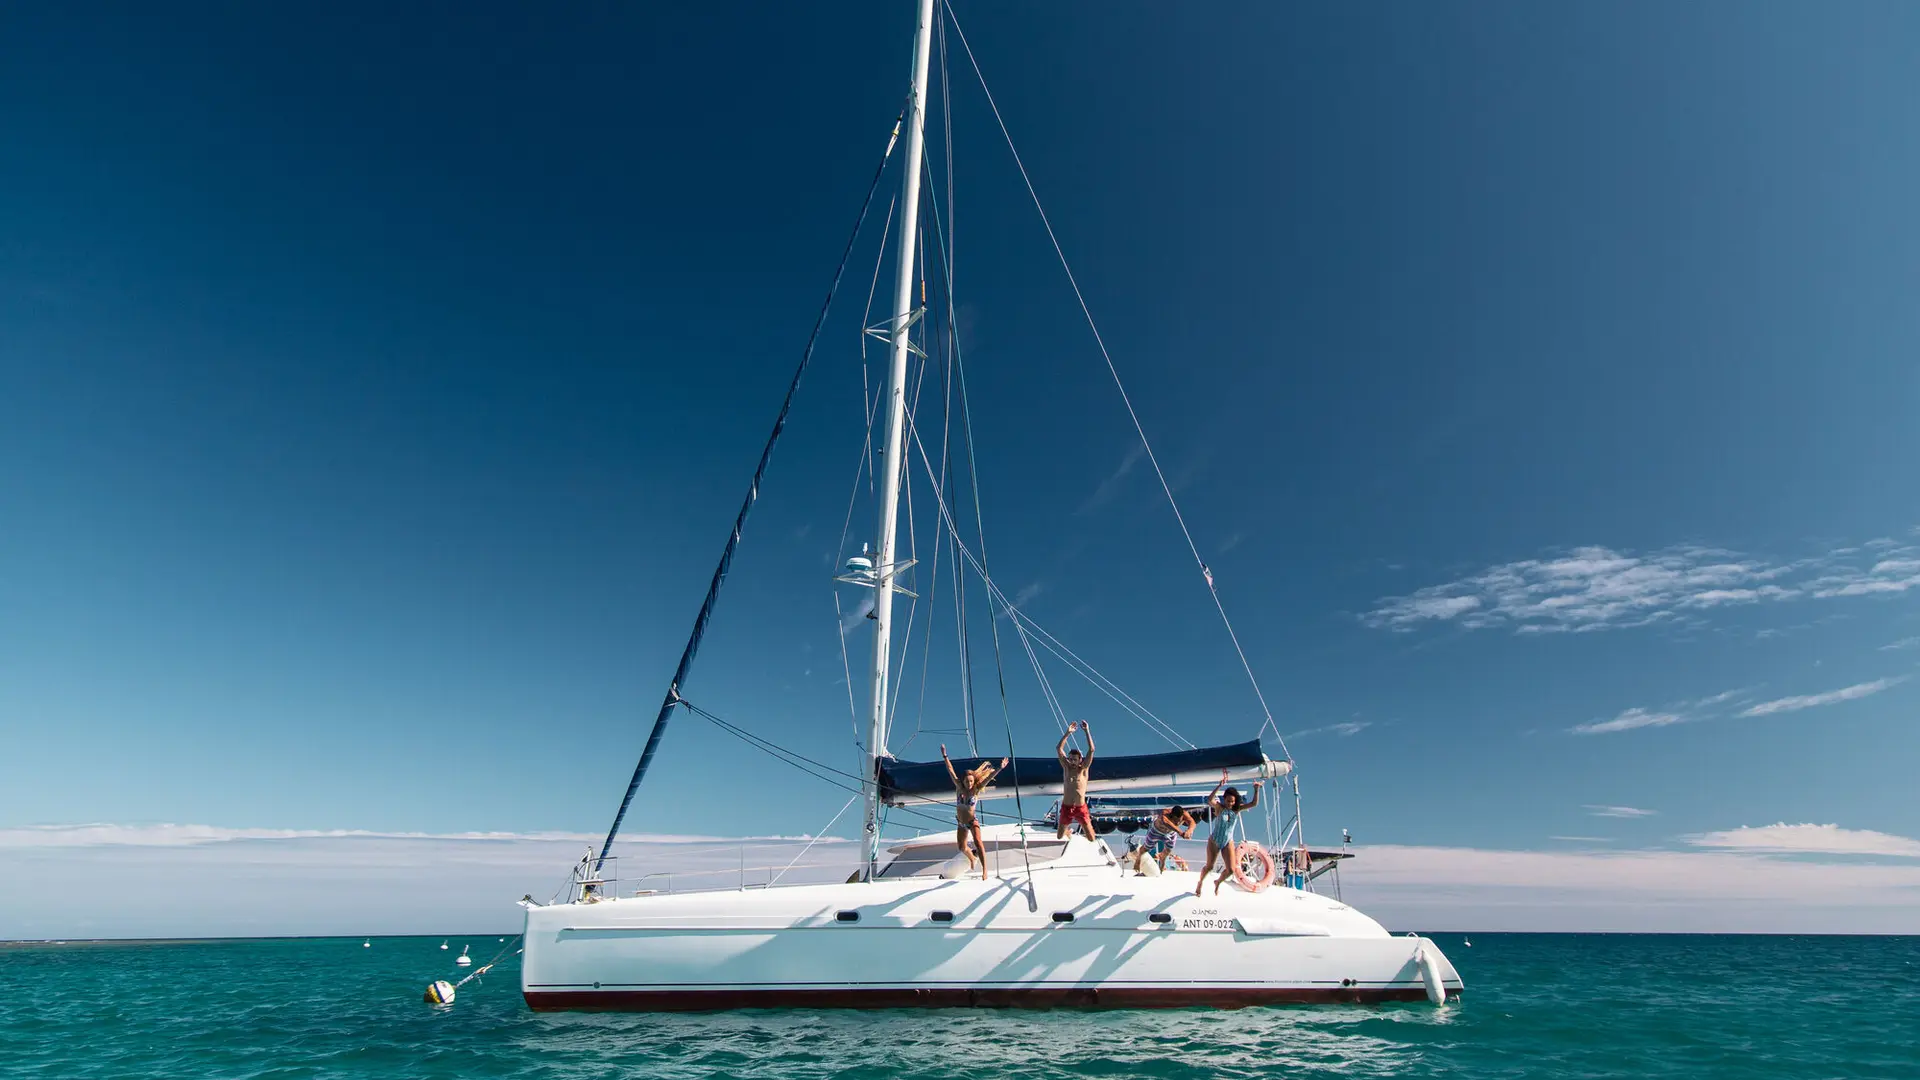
[1231,841,1275,892]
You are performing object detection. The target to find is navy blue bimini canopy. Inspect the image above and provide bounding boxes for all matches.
[878,739,1269,805]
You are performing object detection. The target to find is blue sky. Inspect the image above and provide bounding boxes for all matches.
[4,3,1919,934]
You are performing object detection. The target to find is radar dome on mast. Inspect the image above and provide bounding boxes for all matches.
[842,543,876,578]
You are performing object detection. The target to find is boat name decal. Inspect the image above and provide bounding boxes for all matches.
[1180,908,1232,931]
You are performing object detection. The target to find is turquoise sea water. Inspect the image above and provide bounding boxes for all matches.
[3,934,1916,1078]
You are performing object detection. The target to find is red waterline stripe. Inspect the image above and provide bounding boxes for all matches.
[524,985,1448,1011]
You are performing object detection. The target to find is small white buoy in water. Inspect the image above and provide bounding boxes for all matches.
[362,939,371,948]
[439,940,448,950]
[1464,937,1472,948]
[455,945,472,966]
[424,979,456,1005]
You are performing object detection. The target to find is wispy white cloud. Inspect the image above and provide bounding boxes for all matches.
[1880,636,1920,651]
[1368,535,1920,634]
[1570,708,1684,736]
[1736,677,1903,717]
[1809,557,1920,598]
[1011,581,1046,608]
[1568,687,1751,736]
[1548,836,1614,843]
[1394,594,1483,622]
[1567,676,1904,737]
[1287,720,1372,739]
[1685,822,1920,858]
[1077,443,1145,514]
[1693,688,1749,708]
[1218,530,1247,554]
[1585,805,1657,819]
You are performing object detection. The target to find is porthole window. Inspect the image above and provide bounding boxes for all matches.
[835,910,860,923]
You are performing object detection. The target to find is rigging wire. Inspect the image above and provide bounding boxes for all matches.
[593,111,907,869]
[1007,610,1190,749]
[884,229,941,742]
[929,5,984,762]
[898,361,1197,756]
[943,5,1291,763]
[948,469,979,752]
[913,123,1076,750]
[674,694,1007,836]
[902,228,967,753]
[1006,613,1070,732]
[911,164,1156,750]
[832,591,863,750]
[908,21,1036,899]
[832,194,904,754]
[898,396,1192,753]
[942,185,1037,896]
[857,194,898,496]
[768,792,860,886]
[676,698,873,790]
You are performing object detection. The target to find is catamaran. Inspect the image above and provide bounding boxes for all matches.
[518,0,1461,1010]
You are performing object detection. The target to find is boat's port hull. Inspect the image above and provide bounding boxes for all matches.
[525,984,1452,1010]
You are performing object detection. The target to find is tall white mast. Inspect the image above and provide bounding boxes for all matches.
[863,0,937,881]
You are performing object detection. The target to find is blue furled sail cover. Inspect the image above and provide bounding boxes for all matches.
[878,739,1268,805]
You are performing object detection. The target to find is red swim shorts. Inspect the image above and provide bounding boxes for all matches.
[1060,803,1094,834]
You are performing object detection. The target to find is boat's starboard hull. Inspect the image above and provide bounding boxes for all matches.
[519,871,1464,1011]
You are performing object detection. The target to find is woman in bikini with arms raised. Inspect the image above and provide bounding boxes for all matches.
[1196,769,1261,896]
[941,745,1009,881]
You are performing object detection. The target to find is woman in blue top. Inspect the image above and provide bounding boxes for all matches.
[1196,770,1262,897]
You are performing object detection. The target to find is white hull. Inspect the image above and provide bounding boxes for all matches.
[521,838,1461,1010]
